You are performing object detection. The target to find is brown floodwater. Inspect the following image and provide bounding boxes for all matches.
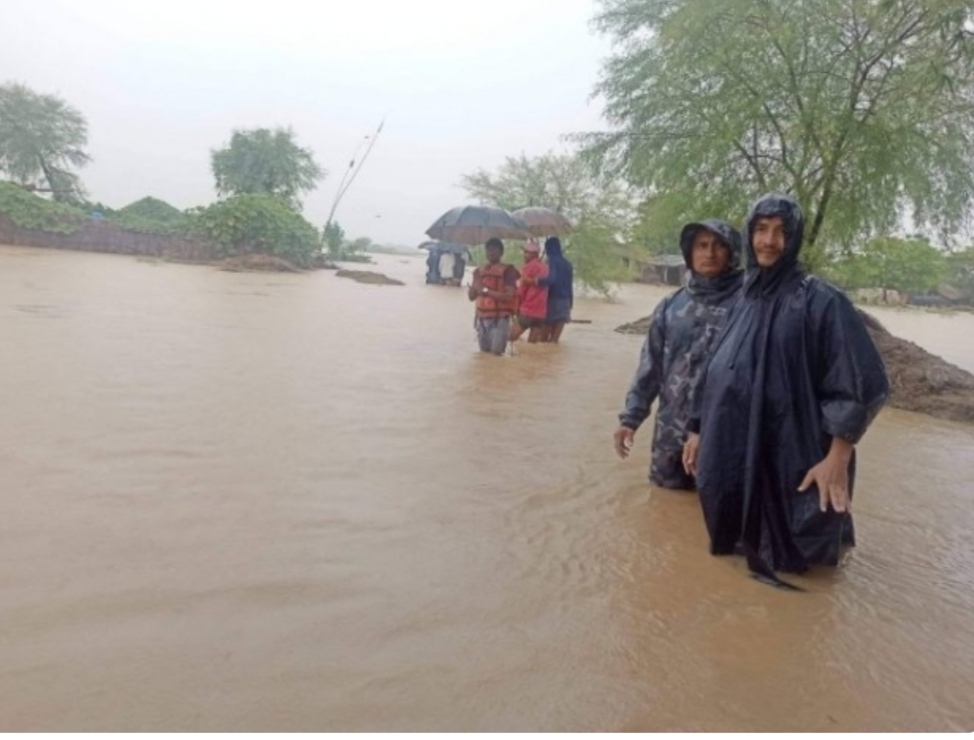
[1,245,973,732]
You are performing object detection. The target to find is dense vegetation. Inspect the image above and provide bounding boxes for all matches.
[188,194,321,266]
[583,0,974,269]
[0,181,86,233]
[462,152,640,294]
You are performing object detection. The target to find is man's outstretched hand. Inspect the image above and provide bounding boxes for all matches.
[798,437,855,513]
[614,427,635,459]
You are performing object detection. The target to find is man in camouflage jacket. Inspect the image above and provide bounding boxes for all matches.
[614,219,743,489]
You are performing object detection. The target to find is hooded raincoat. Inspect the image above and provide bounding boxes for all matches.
[619,219,744,489]
[539,238,574,323]
[690,194,889,577]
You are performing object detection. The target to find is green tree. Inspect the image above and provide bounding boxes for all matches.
[340,236,374,262]
[189,194,320,266]
[322,221,346,256]
[583,0,974,269]
[461,152,638,293]
[321,226,372,262]
[945,246,974,300]
[0,83,90,202]
[828,236,948,293]
[346,236,372,253]
[211,127,325,208]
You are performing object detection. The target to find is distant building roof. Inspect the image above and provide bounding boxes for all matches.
[649,254,686,267]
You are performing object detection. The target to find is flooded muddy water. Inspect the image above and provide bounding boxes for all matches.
[1,245,972,731]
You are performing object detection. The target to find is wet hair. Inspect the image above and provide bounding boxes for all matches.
[485,238,504,252]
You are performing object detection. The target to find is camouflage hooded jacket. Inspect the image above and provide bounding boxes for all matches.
[618,219,743,489]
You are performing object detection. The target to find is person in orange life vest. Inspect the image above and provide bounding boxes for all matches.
[509,240,549,344]
[468,238,520,355]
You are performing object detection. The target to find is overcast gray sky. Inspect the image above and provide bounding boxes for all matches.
[2,0,612,245]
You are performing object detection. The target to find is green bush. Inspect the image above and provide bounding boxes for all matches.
[945,248,974,300]
[189,194,320,266]
[117,196,184,222]
[0,181,87,233]
[105,196,187,236]
[107,212,180,235]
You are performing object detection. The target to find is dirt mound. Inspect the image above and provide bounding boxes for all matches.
[218,254,305,273]
[616,310,974,424]
[866,319,974,423]
[335,270,404,286]
[615,316,653,335]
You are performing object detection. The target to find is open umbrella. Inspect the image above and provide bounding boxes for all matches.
[511,207,574,237]
[426,205,532,245]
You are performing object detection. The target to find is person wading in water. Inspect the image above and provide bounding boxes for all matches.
[615,219,744,490]
[683,193,889,587]
[510,240,549,345]
[468,238,519,356]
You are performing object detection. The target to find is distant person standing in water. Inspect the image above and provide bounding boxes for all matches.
[510,240,549,344]
[529,237,573,343]
[468,238,519,355]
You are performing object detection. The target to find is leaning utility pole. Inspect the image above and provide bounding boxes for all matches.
[324,115,387,232]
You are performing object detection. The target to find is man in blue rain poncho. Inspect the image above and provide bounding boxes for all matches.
[683,193,889,583]
[614,219,743,489]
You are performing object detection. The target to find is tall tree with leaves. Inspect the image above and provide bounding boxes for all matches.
[582,0,974,268]
[211,127,325,209]
[0,83,90,202]
[461,152,638,293]
[322,220,346,255]
[826,235,948,293]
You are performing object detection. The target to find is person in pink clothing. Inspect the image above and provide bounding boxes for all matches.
[510,240,549,344]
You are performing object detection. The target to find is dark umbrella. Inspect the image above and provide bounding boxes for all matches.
[511,207,574,237]
[426,205,532,245]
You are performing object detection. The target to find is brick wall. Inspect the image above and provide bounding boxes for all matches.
[0,216,216,262]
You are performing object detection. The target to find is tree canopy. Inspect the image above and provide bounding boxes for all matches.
[322,221,346,256]
[0,82,90,202]
[461,152,639,292]
[826,235,949,293]
[210,127,325,208]
[583,0,974,268]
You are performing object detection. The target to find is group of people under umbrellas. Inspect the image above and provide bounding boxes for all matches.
[615,193,890,589]
[428,193,890,588]
[425,205,575,355]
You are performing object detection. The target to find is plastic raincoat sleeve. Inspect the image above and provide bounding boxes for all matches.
[814,291,890,444]
[537,262,558,290]
[618,300,667,430]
